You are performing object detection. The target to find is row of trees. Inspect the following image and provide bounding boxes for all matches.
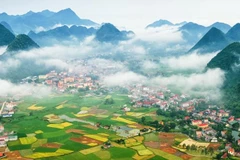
[182,144,214,155]
[140,116,177,132]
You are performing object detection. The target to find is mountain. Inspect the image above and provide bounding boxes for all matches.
[38,10,55,17]
[175,21,188,26]
[189,27,230,53]
[179,22,208,44]
[49,8,96,26]
[6,34,39,53]
[0,21,14,33]
[208,22,231,33]
[0,23,15,46]
[95,23,133,42]
[0,8,98,34]
[207,42,240,71]
[226,23,240,41]
[0,34,52,83]
[28,25,96,46]
[207,42,240,116]
[146,20,188,28]
[146,19,173,28]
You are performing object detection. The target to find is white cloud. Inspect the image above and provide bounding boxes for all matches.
[0,59,21,74]
[0,46,7,55]
[142,60,158,70]
[135,25,184,43]
[160,52,217,71]
[0,79,51,97]
[102,71,146,87]
[150,68,225,99]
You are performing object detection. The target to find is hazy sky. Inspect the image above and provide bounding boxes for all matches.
[1,0,240,29]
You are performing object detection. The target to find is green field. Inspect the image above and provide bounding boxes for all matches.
[3,92,211,159]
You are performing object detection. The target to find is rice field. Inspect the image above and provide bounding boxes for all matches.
[25,149,73,159]
[131,145,154,156]
[80,146,102,155]
[84,134,108,142]
[47,122,73,129]
[19,137,37,145]
[111,117,136,124]
[28,104,45,110]
[180,138,210,148]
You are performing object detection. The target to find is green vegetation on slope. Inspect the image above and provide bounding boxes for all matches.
[0,23,15,46]
[207,42,240,116]
[6,34,39,52]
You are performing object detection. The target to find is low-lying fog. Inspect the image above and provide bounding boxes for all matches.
[0,25,225,100]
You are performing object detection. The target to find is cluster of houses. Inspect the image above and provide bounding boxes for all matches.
[23,70,100,92]
[0,102,17,118]
[187,108,239,143]
[0,124,18,149]
[222,142,240,158]
[0,102,18,155]
[183,104,240,159]
[128,84,191,111]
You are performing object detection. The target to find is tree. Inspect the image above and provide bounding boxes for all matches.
[208,147,214,155]
[141,117,146,124]
[182,143,186,149]
[190,144,197,151]
[163,125,170,132]
[226,132,233,142]
[232,122,240,130]
[170,122,176,129]
[204,147,208,155]
[104,97,114,105]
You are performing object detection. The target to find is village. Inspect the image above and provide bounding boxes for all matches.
[0,101,18,158]
[0,67,239,159]
[127,84,240,158]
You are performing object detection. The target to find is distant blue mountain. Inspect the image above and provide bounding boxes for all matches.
[0,21,14,33]
[28,25,96,46]
[95,23,134,42]
[0,23,15,46]
[0,8,98,34]
[38,10,55,17]
[147,19,232,45]
[146,19,189,28]
[226,23,240,41]
[189,27,230,53]
[146,19,173,28]
[179,22,208,44]
[208,22,231,33]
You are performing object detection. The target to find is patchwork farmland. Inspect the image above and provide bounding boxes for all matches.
[1,93,218,159]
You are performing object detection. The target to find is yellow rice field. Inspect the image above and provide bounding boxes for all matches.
[19,137,37,145]
[81,107,90,111]
[61,122,73,127]
[84,134,108,142]
[111,117,136,124]
[98,133,109,137]
[56,105,64,109]
[25,149,73,159]
[47,122,73,129]
[134,136,144,142]
[80,146,102,155]
[131,145,153,156]
[74,114,94,118]
[28,104,45,111]
[132,153,155,160]
[35,130,43,134]
[126,112,144,117]
[88,143,98,146]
